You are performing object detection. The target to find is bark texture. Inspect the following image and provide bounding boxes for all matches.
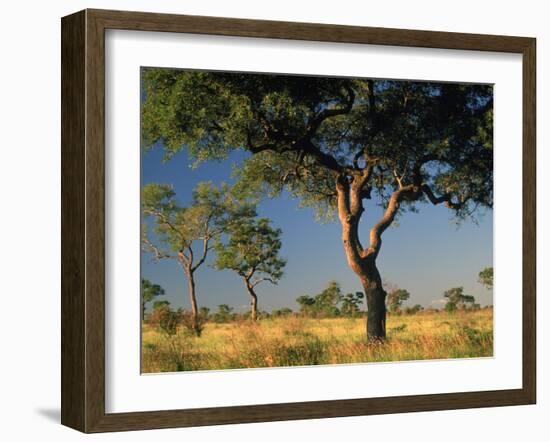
[335,170,418,341]
[245,278,259,320]
[186,270,201,336]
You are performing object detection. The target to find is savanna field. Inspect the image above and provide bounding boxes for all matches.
[141,308,493,373]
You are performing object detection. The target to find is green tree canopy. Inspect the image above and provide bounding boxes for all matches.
[478,266,493,290]
[386,288,411,313]
[215,217,285,285]
[212,304,235,323]
[214,216,286,319]
[142,181,255,258]
[142,70,492,221]
[443,287,476,312]
[141,278,165,320]
[152,299,170,310]
[340,292,364,316]
[296,281,343,318]
[142,180,254,334]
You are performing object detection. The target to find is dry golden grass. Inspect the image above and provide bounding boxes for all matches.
[141,308,493,373]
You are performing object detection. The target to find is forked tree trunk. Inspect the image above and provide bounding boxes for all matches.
[336,173,389,343]
[187,271,201,336]
[340,235,387,341]
[244,279,259,320]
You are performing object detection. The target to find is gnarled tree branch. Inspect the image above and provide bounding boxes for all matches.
[366,184,422,259]
[191,237,211,273]
[305,85,355,138]
[422,184,463,210]
[142,235,173,263]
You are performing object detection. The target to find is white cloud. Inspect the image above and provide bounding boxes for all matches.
[430,298,446,306]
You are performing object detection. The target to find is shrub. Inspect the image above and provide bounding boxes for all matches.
[180,310,206,336]
[158,307,182,336]
[212,304,236,323]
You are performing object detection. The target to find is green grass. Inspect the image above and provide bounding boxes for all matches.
[141,308,493,373]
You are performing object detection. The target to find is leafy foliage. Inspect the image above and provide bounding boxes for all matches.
[215,216,286,286]
[141,278,165,319]
[142,69,493,222]
[296,281,363,318]
[142,180,255,335]
[443,287,476,312]
[199,306,211,319]
[212,304,236,323]
[478,266,493,290]
[142,181,255,258]
[386,288,410,313]
[271,307,294,317]
[152,300,170,310]
[404,304,424,315]
[148,302,179,335]
[340,292,364,316]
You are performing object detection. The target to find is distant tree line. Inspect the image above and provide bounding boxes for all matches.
[142,266,493,336]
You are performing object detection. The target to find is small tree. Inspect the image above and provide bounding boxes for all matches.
[386,288,410,314]
[296,295,316,316]
[404,304,423,315]
[296,281,343,318]
[341,292,364,316]
[199,306,211,321]
[148,300,171,327]
[152,299,170,310]
[215,217,286,320]
[142,181,253,335]
[141,279,165,321]
[478,266,493,290]
[272,307,293,317]
[443,287,476,312]
[315,281,343,317]
[158,307,183,337]
[212,304,235,323]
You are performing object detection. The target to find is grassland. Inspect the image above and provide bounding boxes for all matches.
[141,308,493,373]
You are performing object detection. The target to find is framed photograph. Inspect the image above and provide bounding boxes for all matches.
[61,9,536,433]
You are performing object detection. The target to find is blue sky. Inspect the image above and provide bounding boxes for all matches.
[141,145,493,314]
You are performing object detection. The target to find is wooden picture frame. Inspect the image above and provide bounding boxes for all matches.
[61,8,536,433]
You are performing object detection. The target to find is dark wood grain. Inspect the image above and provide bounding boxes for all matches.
[61,8,537,433]
[90,8,532,52]
[522,39,537,402]
[61,10,86,431]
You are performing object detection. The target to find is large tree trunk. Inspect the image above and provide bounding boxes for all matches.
[366,291,386,341]
[356,259,387,342]
[187,271,201,336]
[335,164,419,341]
[336,173,388,342]
[245,279,259,320]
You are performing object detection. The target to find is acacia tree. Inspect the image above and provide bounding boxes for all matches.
[214,216,286,320]
[296,281,343,318]
[142,70,493,341]
[443,287,476,312]
[386,288,410,314]
[142,181,253,335]
[141,278,165,321]
[341,292,364,316]
[478,266,493,290]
